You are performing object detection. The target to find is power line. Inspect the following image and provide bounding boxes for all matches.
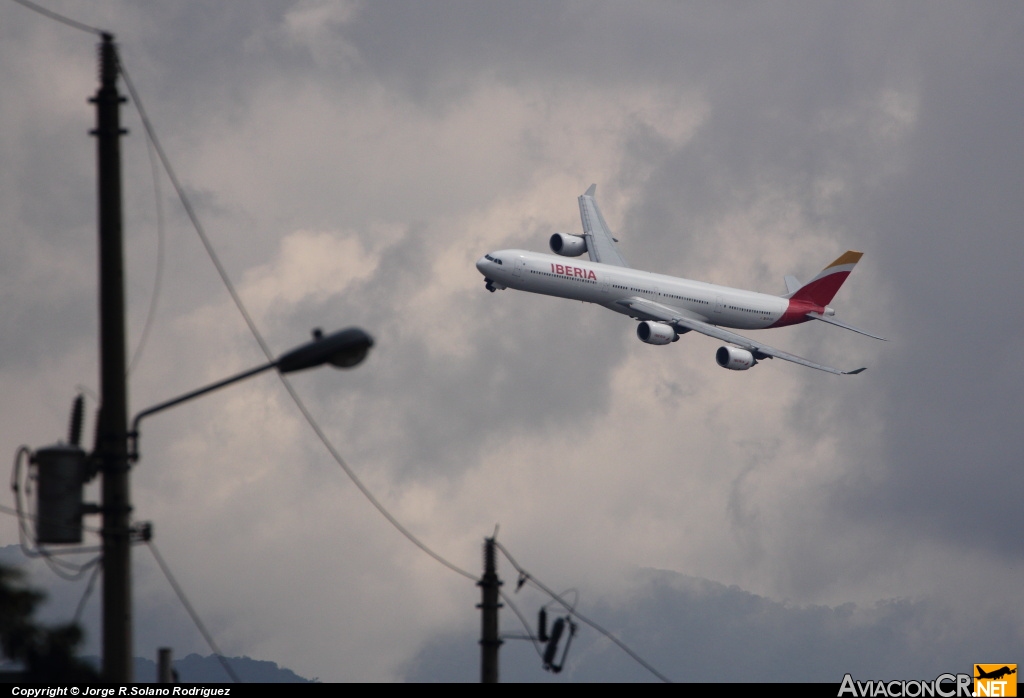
[8,447,103,581]
[119,43,663,683]
[14,9,668,682]
[73,562,102,625]
[127,125,167,374]
[13,0,475,587]
[277,374,478,581]
[145,540,241,683]
[16,0,480,653]
[117,54,477,584]
[494,540,673,683]
[499,589,544,659]
[10,0,105,36]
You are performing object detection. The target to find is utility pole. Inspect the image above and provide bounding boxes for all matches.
[91,32,132,683]
[478,537,502,683]
[157,648,174,683]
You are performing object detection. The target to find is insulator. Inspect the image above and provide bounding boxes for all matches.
[68,395,85,447]
[100,35,118,86]
[538,607,548,642]
[543,618,565,668]
[92,406,103,454]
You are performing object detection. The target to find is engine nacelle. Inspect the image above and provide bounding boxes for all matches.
[637,321,678,345]
[716,346,756,370]
[549,232,587,257]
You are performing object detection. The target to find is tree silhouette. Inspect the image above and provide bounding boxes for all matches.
[0,564,99,681]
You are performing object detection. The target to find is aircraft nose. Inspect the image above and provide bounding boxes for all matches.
[475,256,489,275]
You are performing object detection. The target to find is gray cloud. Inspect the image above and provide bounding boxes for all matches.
[3,0,1022,682]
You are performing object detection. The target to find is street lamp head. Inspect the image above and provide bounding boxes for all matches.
[275,327,374,374]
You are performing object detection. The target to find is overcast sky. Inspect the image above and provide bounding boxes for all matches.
[2,0,1022,683]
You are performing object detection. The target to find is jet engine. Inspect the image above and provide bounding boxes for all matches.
[637,321,678,345]
[716,346,756,370]
[549,232,587,257]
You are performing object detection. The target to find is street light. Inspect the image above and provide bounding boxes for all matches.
[129,326,373,459]
[80,32,374,681]
[89,325,370,680]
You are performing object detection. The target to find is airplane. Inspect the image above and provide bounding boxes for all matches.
[975,666,1017,681]
[476,184,884,375]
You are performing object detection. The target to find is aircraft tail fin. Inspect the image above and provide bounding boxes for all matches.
[787,251,863,306]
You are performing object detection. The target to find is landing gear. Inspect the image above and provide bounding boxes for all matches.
[484,278,497,292]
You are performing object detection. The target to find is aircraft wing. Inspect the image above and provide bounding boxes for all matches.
[615,297,866,376]
[578,184,629,268]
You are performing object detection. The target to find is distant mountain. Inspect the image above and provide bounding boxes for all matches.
[96,654,314,683]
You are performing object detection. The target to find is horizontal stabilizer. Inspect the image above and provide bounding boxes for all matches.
[806,312,887,341]
[783,275,801,296]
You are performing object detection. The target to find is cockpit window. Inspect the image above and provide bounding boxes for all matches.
[484,254,503,265]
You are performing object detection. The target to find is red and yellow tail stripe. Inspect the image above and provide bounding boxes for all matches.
[790,251,862,307]
[770,251,863,328]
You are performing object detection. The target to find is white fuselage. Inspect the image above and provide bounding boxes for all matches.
[476,249,792,331]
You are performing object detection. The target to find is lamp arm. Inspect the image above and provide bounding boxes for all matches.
[129,359,277,460]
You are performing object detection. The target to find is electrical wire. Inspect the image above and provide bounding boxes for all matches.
[1,500,103,620]
[278,374,477,581]
[12,0,194,378]
[73,561,102,625]
[13,1,479,670]
[128,121,167,374]
[6,445,228,676]
[117,42,668,684]
[543,587,578,615]
[494,540,673,683]
[10,0,105,36]
[12,8,669,682]
[117,55,478,584]
[145,540,241,683]
[9,446,102,580]
[500,589,545,659]
[116,61,276,364]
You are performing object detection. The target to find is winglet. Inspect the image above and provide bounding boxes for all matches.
[844,367,867,375]
[584,183,597,197]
